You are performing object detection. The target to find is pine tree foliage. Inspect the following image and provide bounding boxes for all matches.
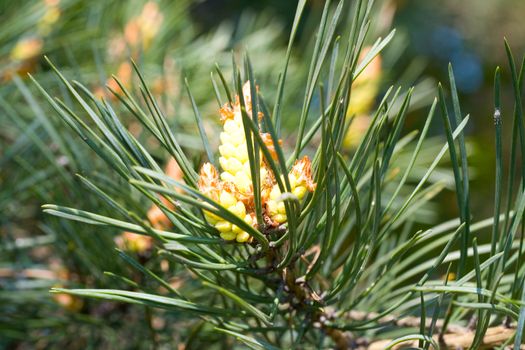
[3,0,525,348]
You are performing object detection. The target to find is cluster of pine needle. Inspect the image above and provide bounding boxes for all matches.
[2,0,525,349]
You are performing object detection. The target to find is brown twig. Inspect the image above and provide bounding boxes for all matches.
[366,325,522,350]
[344,310,464,334]
[318,311,522,349]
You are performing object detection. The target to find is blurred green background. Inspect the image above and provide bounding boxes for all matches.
[1,0,524,348]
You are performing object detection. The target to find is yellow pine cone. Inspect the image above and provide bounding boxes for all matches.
[343,114,372,149]
[197,81,316,242]
[198,163,253,243]
[344,47,382,149]
[266,156,316,226]
[53,291,84,312]
[124,1,163,50]
[146,157,182,230]
[347,47,382,117]
[37,0,61,36]
[115,158,181,254]
[116,232,153,253]
[10,37,43,62]
[218,82,267,203]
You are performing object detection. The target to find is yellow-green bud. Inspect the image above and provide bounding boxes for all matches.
[265,157,316,226]
[198,83,317,243]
